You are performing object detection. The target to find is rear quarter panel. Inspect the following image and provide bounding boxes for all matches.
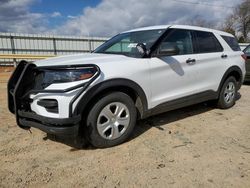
[213,33,246,88]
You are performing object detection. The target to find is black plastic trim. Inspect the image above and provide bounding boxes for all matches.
[13,63,36,127]
[18,110,81,125]
[37,99,58,108]
[145,90,218,118]
[8,60,28,113]
[37,99,58,113]
[19,119,79,136]
[218,66,243,91]
[73,78,148,118]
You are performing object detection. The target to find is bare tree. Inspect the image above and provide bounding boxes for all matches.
[235,0,250,42]
[221,15,236,36]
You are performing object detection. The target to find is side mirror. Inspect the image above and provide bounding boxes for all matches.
[136,43,147,56]
[159,45,180,56]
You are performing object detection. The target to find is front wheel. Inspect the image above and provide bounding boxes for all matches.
[85,92,137,148]
[217,76,237,109]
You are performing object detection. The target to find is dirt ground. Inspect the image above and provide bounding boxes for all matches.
[0,71,250,188]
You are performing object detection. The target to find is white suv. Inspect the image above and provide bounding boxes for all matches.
[8,25,246,148]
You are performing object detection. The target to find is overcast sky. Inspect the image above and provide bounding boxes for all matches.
[0,0,243,37]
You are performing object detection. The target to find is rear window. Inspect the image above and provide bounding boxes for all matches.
[194,31,223,53]
[221,36,241,51]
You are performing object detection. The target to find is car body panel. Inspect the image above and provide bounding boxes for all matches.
[33,53,152,118]
[148,33,245,108]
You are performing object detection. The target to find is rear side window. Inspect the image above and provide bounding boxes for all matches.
[194,31,223,53]
[222,36,241,51]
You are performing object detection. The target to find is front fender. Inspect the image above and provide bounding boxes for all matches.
[73,78,149,119]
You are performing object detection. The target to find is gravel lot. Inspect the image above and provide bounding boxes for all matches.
[0,71,250,188]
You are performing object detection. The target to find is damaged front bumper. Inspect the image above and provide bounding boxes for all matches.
[18,110,81,135]
[7,61,99,136]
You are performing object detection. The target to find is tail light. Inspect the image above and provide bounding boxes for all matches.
[241,54,247,62]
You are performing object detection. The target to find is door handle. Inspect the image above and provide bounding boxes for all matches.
[186,58,196,64]
[221,54,228,59]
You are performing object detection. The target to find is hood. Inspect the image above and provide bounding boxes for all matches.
[33,53,134,67]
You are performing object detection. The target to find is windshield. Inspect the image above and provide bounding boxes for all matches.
[94,29,166,57]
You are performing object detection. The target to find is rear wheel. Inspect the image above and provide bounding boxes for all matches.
[85,92,137,148]
[217,76,237,109]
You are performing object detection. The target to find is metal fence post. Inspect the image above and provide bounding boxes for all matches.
[88,39,92,52]
[10,35,17,67]
[52,38,57,55]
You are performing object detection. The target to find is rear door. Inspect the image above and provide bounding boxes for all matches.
[191,31,226,92]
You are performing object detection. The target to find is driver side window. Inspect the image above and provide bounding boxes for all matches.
[158,29,194,55]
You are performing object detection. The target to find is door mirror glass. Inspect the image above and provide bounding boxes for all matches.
[136,43,147,56]
[155,29,194,57]
[159,43,180,56]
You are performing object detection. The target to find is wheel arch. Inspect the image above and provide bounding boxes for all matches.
[218,66,243,92]
[73,78,149,120]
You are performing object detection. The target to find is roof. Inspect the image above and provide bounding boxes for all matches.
[122,25,170,33]
[122,25,233,37]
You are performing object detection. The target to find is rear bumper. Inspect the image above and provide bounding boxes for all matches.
[18,110,81,136]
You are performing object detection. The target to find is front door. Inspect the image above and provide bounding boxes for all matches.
[149,29,200,108]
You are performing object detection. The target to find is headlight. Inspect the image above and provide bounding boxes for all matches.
[35,66,98,88]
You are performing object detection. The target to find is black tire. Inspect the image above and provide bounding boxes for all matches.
[217,76,237,109]
[85,92,137,148]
